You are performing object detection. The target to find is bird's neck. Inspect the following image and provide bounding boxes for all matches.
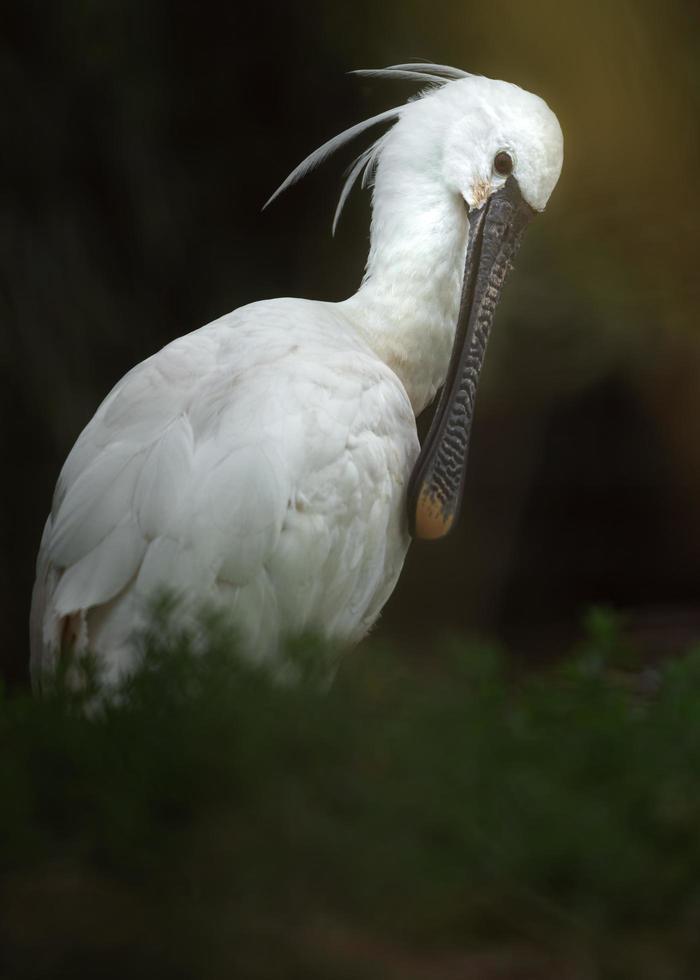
[340,177,468,415]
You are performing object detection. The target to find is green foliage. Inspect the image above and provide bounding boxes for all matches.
[2,610,700,978]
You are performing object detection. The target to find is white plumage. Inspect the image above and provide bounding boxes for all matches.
[31,66,563,687]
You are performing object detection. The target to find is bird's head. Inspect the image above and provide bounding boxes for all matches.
[266,65,564,541]
[439,75,563,213]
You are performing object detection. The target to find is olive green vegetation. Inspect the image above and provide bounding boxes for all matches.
[2,607,700,979]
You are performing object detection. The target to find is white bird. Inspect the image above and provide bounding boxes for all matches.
[30,64,563,688]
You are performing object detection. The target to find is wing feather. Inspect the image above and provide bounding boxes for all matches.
[52,522,145,616]
[50,448,146,567]
[133,416,195,538]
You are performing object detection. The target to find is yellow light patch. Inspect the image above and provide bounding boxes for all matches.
[471,178,492,208]
[414,488,454,541]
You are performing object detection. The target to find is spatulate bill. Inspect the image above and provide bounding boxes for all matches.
[408,176,535,540]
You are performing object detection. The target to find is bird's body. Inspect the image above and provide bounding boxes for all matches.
[31,299,419,684]
[31,67,563,687]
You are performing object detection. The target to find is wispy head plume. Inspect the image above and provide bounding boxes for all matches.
[263,62,470,232]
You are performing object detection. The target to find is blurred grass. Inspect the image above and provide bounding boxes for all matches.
[2,607,700,978]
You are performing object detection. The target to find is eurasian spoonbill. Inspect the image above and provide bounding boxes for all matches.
[30,64,563,687]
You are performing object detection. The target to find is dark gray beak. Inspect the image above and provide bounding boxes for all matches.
[407,176,535,540]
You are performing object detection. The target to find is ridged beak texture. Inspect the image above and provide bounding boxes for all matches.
[408,176,535,540]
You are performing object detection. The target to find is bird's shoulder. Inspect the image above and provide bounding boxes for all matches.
[45,298,416,583]
[56,299,412,492]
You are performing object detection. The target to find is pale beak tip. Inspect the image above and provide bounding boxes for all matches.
[413,489,455,541]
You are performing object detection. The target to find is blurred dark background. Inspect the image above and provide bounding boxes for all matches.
[2,0,699,687]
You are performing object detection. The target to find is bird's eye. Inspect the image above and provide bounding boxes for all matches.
[493,150,514,176]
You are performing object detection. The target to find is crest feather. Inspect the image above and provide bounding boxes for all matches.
[264,63,469,229]
[262,106,402,211]
[351,62,470,84]
[332,132,388,236]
